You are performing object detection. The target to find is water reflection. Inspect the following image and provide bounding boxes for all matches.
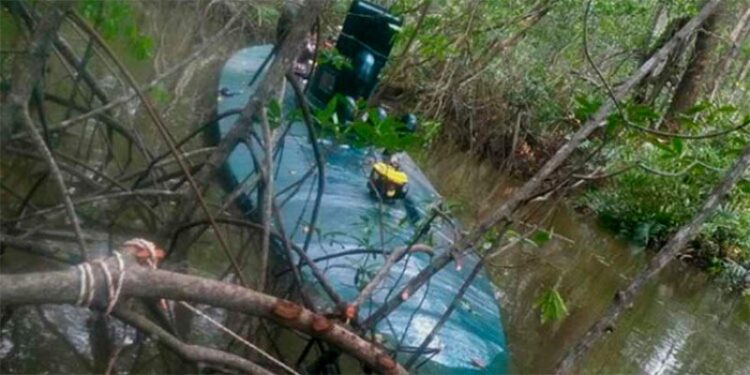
[422,148,750,374]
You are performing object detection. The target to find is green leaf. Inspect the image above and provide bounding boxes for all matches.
[267,99,282,129]
[715,105,737,114]
[530,229,551,247]
[605,113,621,137]
[149,84,171,105]
[318,49,352,70]
[351,121,377,142]
[534,288,568,324]
[649,137,678,157]
[574,94,602,121]
[626,104,659,125]
[684,102,711,115]
[504,229,521,239]
[131,35,153,60]
[671,137,683,156]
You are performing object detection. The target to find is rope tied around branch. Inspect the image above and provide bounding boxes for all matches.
[74,238,161,314]
[123,238,165,268]
[74,251,125,314]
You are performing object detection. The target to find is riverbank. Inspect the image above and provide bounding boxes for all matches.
[418,144,750,373]
[415,138,750,292]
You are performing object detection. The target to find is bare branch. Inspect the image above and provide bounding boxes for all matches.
[1,1,88,259]
[361,0,725,328]
[113,306,274,375]
[0,250,407,375]
[554,140,750,374]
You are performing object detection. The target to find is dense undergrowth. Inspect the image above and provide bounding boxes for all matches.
[35,0,747,283]
[580,104,750,285]
[369,0,750,284]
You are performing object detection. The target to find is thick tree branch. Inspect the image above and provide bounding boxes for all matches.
[554,141,750,374]
[362,0,725,328]
[169,0,324,230]
[0,251,406,375]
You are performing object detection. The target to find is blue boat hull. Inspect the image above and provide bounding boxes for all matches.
[212,45,508,374]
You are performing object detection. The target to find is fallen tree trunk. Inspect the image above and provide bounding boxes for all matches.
[554,141,750,374]
[0,250,407,375]
[362,0,725,328]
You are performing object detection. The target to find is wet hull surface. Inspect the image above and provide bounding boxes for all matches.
[213,45,508,373]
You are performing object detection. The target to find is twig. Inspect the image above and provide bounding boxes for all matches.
[271,200,344,308]
[6,190,178,223]
[583,0,749,141]
[68,10,249,286]
[363,1,726,325]
[554,140,750,374]
[177,301,299,375]
[166,0,324,281]
[270,200,316,310]
[353,210,438,308]
[404,256,484,369]
[258,107,274,293]
[286,72,325,253]
[2,1,88,259]
[113,307,273,375]
[0,251,408,375]
[47,11,237,136]
[131,109,242,189]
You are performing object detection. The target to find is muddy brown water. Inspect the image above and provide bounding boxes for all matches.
[422,147,750,374]
[2,2,749,374]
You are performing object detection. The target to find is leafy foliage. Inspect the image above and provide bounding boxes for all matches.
[78,0,153,60]
[583,104,750,275]
[317,49,353,70]
[534,287,568,324]
[313,95,429,153]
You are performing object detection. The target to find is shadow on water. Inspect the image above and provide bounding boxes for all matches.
[3,1,750,373]
[0,2,262,373]
[420,145,750,374]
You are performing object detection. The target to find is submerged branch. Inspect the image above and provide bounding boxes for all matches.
[554,140,750,374]
[113,306,274,375]
[362,0,725,330]
[2,1,88,259]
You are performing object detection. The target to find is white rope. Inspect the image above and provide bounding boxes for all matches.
[178,301,300,375]
[72,239,296,373]
[107,252,125,315]
[124,238,158,268]
[74,251,127,314]
[83,263,96,308]
[75,264,86,306]
[124,238,170,313]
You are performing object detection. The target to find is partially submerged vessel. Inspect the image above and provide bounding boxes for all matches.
[211,1,508,373]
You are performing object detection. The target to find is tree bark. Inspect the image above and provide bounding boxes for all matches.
[554,141,750,374]
[665,3,723,129]
[709,5,750,99]
[362,0,725,328]
[0,1,89,258]
[0,252,407,375]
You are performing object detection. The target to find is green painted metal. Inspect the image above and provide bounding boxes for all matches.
[212,43,509,374]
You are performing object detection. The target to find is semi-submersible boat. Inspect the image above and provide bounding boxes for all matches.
[211,1,508,373]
